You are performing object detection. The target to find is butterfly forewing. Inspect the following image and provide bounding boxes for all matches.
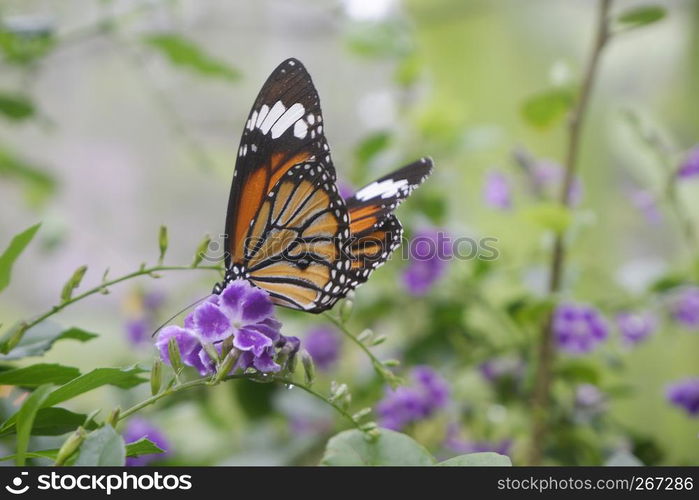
[225,58,334,269]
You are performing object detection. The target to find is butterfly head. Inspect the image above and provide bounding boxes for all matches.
[212,265,246,295]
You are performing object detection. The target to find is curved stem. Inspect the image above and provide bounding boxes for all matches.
[14,264,222,346]
[283,380,359,429]
[528,0,613,465]
[324,313,400,388]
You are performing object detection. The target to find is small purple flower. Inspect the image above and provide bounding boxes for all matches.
[304,327,341,371]
[553,303,609,355]
[155,281,296,376]
[628,190,662,224]
[677,146,699,179]
[532,160,583,206]
[123,417,169,466]
[575,384,606,410]
[125,318,149,346]
[377,366,449,430]
[669,286,699,330]
[123,289,167,346]
[338,180,355,199]
[483,170,512,210]
[142,290,166,311]
[616,311,657,345]
[666,378,699,417]
[401,228,452,296]
[444,424,511,455]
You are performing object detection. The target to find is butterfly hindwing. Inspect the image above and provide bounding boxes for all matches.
[245,161,354,312]
[225,58,334,269]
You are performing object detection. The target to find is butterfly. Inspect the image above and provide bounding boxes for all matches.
[212,58,433,313]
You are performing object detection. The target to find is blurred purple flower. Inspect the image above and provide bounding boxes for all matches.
[616,311,657,345]
[123,417,169,466]
[444,423,511,455]
[669,286,699,330]
[666,378,699,417]
[532,160,583,206]
[125,318,149,346]
[377,366,449,430]
[142,290,166,311]
[677,146,699,179]
[628,190,662,224]
[553,303,609,355]
[155,281,298,376]
[401,228,452,296]
[479,356,525,383]
[483,170,512,210]
[123,289,166,346]
[304,327,341,371]
[575,384,605,410]
[338,180,355,199]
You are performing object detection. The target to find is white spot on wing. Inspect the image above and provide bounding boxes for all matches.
[271,103,305,138]
[260,101,286,134]
[256,105,270,127]
[293,119,308,139]
[355,178,410,202]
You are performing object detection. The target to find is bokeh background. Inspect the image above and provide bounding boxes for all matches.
[1,0,698,465]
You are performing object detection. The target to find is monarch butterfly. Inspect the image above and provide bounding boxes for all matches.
[212,58,433,313]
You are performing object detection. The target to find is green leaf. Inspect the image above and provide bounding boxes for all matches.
[0,92,35,121]
[0,437,162,462]
[345,21,414,59]
[74,425,125,466]
[41,366,147,408]
[439,452,512,466]
[15,384,52,465]
[321,428,436,466]
[521,87,574,129]
[0,323,97,360]
[158,225,168,264]
[0,148,57,207]
[557,360,601,385]
[143,34,241,82]
[0,28,55,65]
[60,265,87,302]
[0,222,40,294]
[355,131,392,167]
[0,407,97,437]
[522,202,573,233]
[125,437,165,458]
[0,363,80,387]
[616,6,666,30]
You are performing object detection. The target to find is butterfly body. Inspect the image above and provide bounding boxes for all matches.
[215,58,433,313]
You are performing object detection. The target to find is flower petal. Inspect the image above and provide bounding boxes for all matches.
[155,326,198,365]
[233,326,273,357]
[193,302,231,342]
[241,288,274,323]
[252,348,281,373]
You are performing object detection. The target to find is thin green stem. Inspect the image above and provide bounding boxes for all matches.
[14,264,222,345]
[324,313,400,388]
[283,380,359,428]
[528,0,613,465]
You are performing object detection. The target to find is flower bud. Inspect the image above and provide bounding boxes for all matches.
[357,329,373,343]
[192,234,212,267]
[329,382,349,403]
[352,407,372,422]
[383,359,400,367]
[371,335,387,346]
[60,265,87,302]
[213,348,241,384]
[54,427,87,466]
[167,337,184,374]
[106,407,120,427]
[300,349,315,386]
[158,225,168,264]
[201,341,220,365]
[0,322,28,354]
[150,359,162,395]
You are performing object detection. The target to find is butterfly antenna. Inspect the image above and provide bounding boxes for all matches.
[150,295,211,338]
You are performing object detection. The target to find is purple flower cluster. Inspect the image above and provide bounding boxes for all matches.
[483,170,512,210]
[124,290,166,345]
[155,281,298,376]
[666,378,699,417]
[401,228,452,296]
[303,326,341,371]
[669,286,699,330]
[377,366,449,430]
[553,303,609,355]
[616,311,657,346]
[677,146,699,179]
[123,417,170,466]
